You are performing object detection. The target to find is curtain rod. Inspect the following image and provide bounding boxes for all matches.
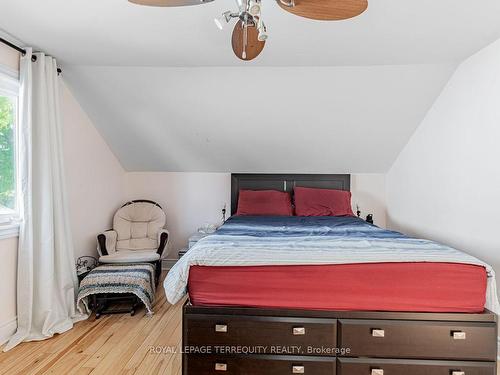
[0,36,62,75]
[0,36,25,55]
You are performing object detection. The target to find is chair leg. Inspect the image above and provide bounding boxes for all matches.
[155,260,161,286]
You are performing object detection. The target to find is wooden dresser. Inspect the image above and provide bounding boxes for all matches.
[183,304,497,375]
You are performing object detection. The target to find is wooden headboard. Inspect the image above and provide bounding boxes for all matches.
[231,174,351,215]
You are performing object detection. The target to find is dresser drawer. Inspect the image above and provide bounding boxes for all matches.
[185,354,336,375]
[338,358,496,375]
[185,315,337,356]
[339,319,497,361]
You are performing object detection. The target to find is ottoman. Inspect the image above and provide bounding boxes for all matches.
[77,263,156,318]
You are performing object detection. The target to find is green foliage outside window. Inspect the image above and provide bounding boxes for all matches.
[0,96,16,210]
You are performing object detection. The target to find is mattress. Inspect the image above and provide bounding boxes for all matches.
[188,263,487,312]
[165,216,499,313]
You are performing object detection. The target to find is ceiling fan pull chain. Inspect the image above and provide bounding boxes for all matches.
[242,13,248,59]
[243,23,248,59]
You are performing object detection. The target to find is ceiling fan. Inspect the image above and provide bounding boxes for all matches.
[129,0,368,61]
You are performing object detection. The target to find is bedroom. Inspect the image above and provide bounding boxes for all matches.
[0,0,499,374]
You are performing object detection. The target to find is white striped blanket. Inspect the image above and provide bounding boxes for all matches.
[78,263,156,315]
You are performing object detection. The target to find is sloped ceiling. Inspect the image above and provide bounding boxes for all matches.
[63,64,455,172]
[2,0,497,172]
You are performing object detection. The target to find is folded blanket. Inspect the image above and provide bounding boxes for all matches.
[78,263,156,315]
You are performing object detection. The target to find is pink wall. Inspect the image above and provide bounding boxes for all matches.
[0,237,17,344]
[125,172,231,259]
[61,83,127,258]
[0,43,19,72]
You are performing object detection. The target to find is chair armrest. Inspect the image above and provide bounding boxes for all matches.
[97,230,117,256]
[157,229,170,258]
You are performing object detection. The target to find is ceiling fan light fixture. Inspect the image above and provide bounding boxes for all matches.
[248,2,261,16]
[130,0,369,61]
[257,20,268,41]
[214,11,233,30]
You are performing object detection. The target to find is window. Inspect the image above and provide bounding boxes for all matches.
[0,70,19,226]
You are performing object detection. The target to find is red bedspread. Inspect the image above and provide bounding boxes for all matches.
[188,262,487,312]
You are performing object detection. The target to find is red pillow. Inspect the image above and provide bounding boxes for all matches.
[236,190,293,216]
[294,187,354,217]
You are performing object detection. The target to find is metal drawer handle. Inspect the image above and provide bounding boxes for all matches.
[292,365,305,374]
[371,329,385,338]
[371,369,384,375]
[452,331,466,340]
[451,371,465,375]
[215,363,227,371]
[293,327,306,335]
[215,324,228,333]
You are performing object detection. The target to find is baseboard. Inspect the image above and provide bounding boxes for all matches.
[162,258,177,271]
[0,317,17,346]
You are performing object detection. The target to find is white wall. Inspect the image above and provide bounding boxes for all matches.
[61,82,127,258]
[351,174,387,229]
[387,38,500,287]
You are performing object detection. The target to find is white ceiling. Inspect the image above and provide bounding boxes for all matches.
[1,0,500,66]
[1,0,493,172]
[63,64,454,172]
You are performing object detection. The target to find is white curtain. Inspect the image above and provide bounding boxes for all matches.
[3,49,86,351]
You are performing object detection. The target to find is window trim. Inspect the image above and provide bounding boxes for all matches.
[0,68,19,95]
[0,223,19,240]
[0,64,19,81]
[0,66,21,236]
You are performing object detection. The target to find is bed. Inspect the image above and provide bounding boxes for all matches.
[165,174,498,375]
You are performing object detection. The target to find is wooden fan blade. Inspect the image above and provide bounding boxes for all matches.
[231,20,266,61]
[277,0,367,21]
[128,0,213,7]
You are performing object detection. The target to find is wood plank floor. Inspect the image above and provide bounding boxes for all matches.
[1,272,498,374]
[0,272,184,375]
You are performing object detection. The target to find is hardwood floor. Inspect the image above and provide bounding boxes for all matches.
[0,273,184,375]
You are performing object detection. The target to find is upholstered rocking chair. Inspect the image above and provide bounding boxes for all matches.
[97,200,169,285]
